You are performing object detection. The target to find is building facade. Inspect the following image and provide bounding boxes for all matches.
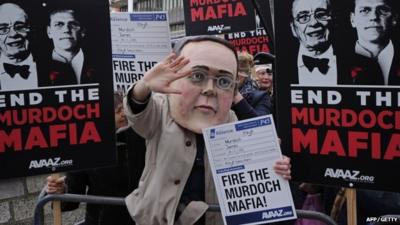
[134,0,185,38]
[110,0,128,12]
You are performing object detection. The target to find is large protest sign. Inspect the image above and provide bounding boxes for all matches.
[203,116,296,225]
[274,0,400,191]
[251,0,274,48]
[183,0,256,35]
[225,29,271,55]
[111,12,171,93]
[0,0,115,179]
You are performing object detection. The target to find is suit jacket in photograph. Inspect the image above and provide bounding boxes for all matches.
[40,51,98,86]
[351,41,400,86]
[289,43,353,85]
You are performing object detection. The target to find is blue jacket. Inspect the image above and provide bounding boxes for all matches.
[233,78,272,120]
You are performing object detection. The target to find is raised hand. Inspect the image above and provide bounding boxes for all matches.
[132,53,191,101]
[143,53,191,94]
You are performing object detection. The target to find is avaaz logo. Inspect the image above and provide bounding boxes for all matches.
[207,24,230,32]
[262,209,284,219]
[324,168,375,183]
[29,157,73,169]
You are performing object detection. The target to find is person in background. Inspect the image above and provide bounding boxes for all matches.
[253,52,275,96]
[46,92,146,225]
[232,51,272,120]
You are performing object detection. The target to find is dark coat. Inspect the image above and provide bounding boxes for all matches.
[350,54,384,85]
[40,51,97,86]
[0,53,47,90]
[61,127,146,225]
[289,44,353,85]
[388,42,400,85]
[351,41,400,85]
[232,78,272,120]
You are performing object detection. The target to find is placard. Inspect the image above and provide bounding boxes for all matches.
[111,12,172,93]
[203,115,296,225]
[0,0,116,178]
[274,0,400,191]
[183,0,256,35]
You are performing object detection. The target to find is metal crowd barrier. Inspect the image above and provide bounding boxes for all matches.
[34,193,338,225]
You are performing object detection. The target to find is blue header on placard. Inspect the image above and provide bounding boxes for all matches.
[130,13,166,21]
[235,117,271,131]
[210,129,216,139]
[112,54,135,59]
[216,165,245,174]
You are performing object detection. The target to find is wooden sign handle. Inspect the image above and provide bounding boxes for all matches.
[346,188,357,225]
[51,173,62,225]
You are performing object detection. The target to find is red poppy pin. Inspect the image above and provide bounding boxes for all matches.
[351,67,363,78]
[49,71,59,81]
[86,68,95,78]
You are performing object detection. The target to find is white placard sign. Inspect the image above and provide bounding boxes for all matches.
[203,115,297,225]
[111,12,172,93]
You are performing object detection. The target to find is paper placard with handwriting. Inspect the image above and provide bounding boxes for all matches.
[203,115,297,225]
[110,12,171,94]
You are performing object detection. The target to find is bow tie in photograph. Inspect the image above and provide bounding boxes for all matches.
[302,55,329,74]
[3,63,30,79]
